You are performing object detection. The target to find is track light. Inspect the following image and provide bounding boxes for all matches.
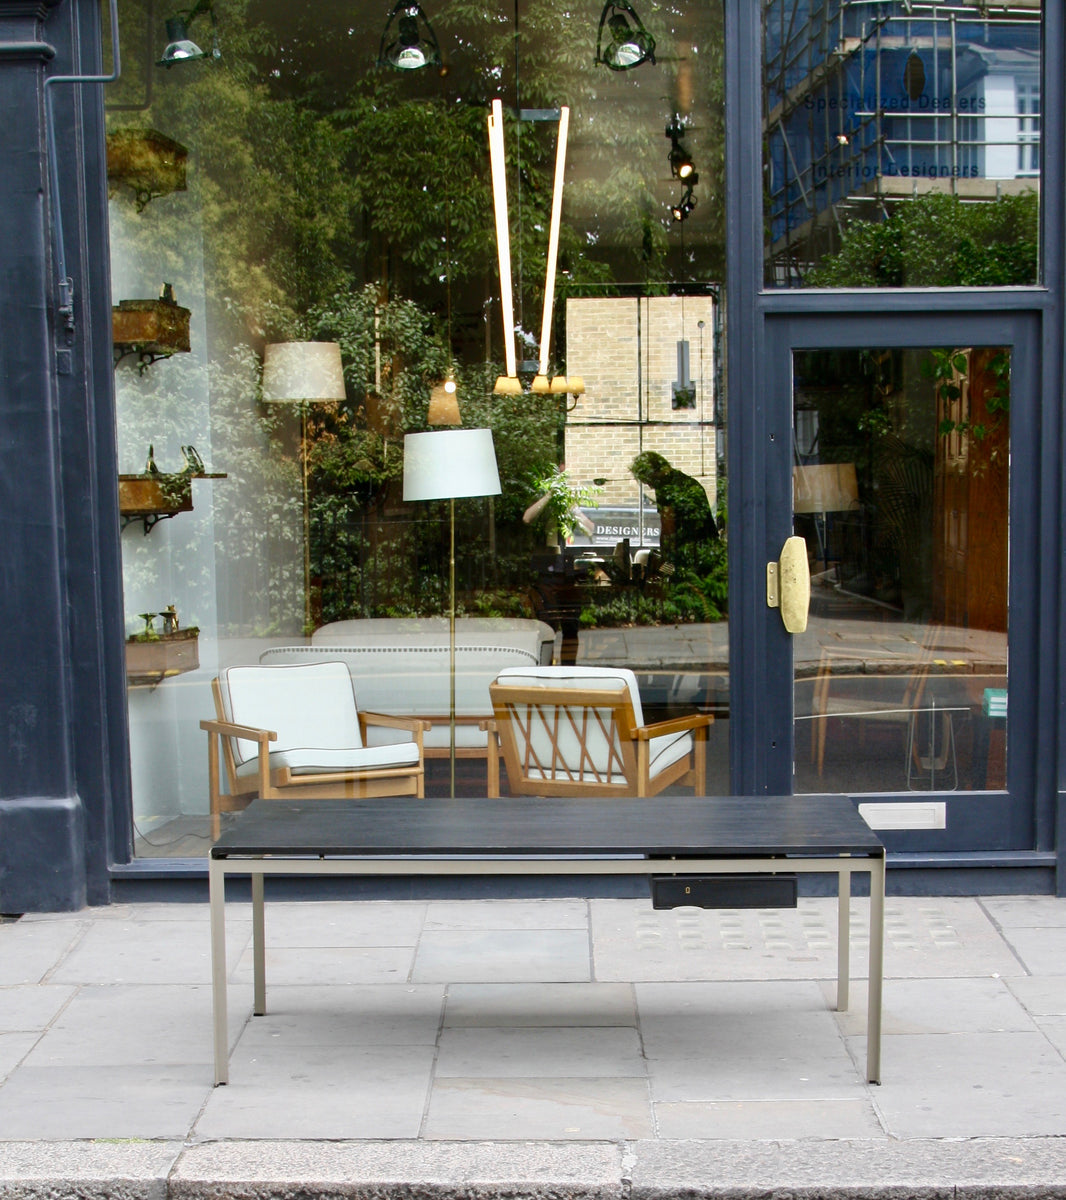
[671,176,698,222]
[379,0,441,71]
[671,147,695,179]
[156,0,219,67]
[666,119,695,180]
[595,0,655,71]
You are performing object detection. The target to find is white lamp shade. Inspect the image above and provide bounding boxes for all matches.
[262,342,347,402]
[403,429,501,501]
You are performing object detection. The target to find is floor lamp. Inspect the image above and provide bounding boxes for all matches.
[792,461,859,578]
[403,428,501,796]
[262,341,347,632]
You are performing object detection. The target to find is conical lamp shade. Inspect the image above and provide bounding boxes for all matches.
[428,379,461,425]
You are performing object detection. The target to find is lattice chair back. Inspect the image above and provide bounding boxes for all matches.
[488,666,703,798]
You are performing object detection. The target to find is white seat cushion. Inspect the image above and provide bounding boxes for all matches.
[234,740,420,780]
[218,661,367,765]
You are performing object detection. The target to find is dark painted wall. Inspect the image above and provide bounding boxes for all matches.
[0,0,131,912]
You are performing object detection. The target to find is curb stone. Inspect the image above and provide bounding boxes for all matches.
[2,1140,1066,1200]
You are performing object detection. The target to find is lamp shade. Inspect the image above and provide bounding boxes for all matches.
[262,341,346,402]
[157,17,204,65]
[403,429,501,501]
[793,463,859,514]
[428,378,461,425]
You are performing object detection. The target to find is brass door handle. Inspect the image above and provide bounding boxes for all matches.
[767,535,810,633]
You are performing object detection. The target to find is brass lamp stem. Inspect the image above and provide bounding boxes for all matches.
[301,405,312,633]
[449,496,456,797]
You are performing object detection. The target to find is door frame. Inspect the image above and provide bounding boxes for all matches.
[723,0,1065,876]
[748,312,1045,853]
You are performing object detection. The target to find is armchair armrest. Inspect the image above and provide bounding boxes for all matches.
[200,718,276,841]
[360,711,430,752]
[634,712,713,740]
[200,717,278,742]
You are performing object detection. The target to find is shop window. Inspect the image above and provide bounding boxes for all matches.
[764,0,1042,288]
[105,0,730,854]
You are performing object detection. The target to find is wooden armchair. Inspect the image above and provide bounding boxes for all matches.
[200,661,427,839]
[483,666,711,799]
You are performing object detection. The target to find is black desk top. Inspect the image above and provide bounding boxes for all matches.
[211,795,883,860]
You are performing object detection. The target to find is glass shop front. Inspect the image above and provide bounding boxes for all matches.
[102,0,1043,863]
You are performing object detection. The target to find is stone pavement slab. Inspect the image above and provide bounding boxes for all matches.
[443,982,637,1027]
[1,894,1066,1193]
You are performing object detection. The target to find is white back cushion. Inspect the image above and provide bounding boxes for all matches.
[492,666,643,782]
[258,644,539,718]
[493,666,645,726]
[219,662,362,765]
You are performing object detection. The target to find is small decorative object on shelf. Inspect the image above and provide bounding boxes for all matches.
[106,128,188,212]
[161,604,179,635]
[118,443,226,534]
[112,283,191,371]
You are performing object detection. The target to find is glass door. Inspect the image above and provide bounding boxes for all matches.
[766,314,1039,852]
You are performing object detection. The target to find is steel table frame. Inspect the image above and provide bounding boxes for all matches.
[209,801,885,1087]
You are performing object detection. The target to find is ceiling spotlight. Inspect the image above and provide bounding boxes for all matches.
[671,181,697,222]
[156,0,219,67]
[379,0,441,70]
[595,0,656,71]
[666,119,695,180]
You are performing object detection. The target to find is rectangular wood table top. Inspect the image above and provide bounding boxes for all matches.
[210,794,883,860]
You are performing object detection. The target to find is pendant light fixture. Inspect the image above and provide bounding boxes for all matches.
[156,0,219,67]
[489,102,583,398]
[531,105,570,395]
[378,0,442,71]
[595,0,656,72]
[488,99,521,394]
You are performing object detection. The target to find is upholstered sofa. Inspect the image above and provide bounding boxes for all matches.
[258,617,557,757]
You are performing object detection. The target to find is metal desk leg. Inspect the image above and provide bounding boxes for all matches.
[866,851,886,1084]
[252,871,266,1016]
[209,856,229,1086]
[836,864,851,1012]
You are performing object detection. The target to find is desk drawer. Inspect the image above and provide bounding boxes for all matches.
[651,873,798,910]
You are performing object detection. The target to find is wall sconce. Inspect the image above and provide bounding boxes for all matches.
[379,0,442,70]
[156,0,219,67]
[595,0,655,71]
